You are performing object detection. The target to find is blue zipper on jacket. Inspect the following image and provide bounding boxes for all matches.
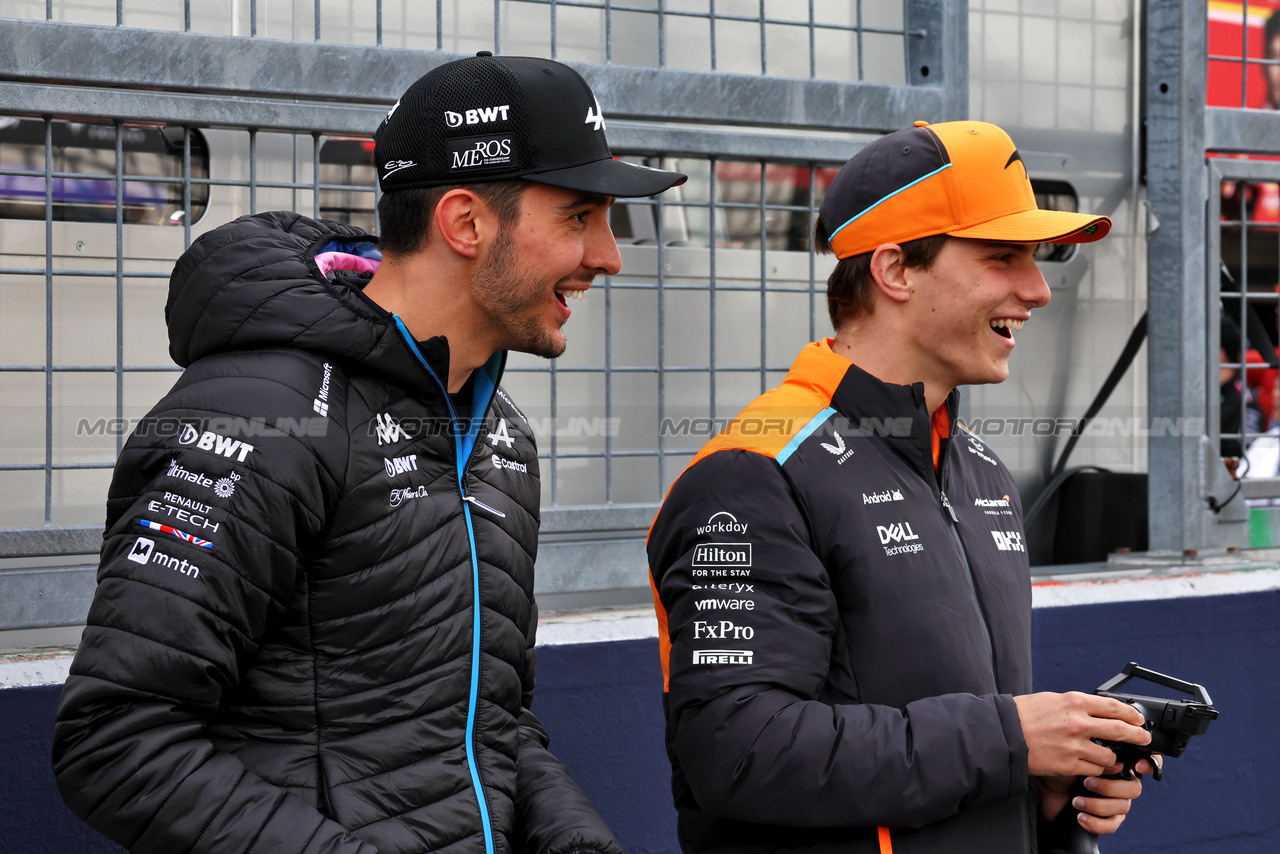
[394,316,497,854]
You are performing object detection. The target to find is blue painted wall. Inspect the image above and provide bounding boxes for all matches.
[3,589,1277,853]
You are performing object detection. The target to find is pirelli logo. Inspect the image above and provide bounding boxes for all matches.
[692,649,754,665]
[692,543,752,567]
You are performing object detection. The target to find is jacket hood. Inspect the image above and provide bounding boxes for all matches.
[166,211,449,397]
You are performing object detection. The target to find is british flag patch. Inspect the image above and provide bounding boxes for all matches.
[139,519,214,549]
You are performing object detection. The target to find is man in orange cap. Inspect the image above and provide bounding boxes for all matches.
[647,121,1155,854]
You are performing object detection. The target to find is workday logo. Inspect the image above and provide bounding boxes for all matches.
[695,511,748,537]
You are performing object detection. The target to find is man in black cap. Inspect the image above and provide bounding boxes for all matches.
[52,54,684,854]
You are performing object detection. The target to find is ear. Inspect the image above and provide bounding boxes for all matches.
[868,243,912,304]
[433,188,488,260]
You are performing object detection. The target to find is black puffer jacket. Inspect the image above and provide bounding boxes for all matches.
[53,212,622,854]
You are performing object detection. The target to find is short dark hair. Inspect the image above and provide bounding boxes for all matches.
[1268,11,1280,57]
[814,215,948,331]
[377,179,529,256]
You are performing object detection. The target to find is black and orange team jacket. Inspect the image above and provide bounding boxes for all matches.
[647,338,1038,854]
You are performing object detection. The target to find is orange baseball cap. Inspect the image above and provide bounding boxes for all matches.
[820,120,1110,260]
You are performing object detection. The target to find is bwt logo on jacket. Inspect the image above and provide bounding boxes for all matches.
[876,521,920,544]
[178,423,255,462]
[384,454,419,477]
[693,619,754,640]
[444,105,511,127]
[991,530,1026,552]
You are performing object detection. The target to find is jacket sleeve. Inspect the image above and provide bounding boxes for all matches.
[514,600,625,854]
[51,367,377,854]
[648,449,1028,830]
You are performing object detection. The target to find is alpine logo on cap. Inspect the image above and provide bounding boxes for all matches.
[585,98,606,132]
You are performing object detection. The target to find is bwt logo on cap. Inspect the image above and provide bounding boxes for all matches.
[444,105,511,128]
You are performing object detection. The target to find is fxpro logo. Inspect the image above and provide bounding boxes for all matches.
[445,104,511,128]
[177,423,254,462]
[695,511,748,537]
[692,649,753,665]
[692,619,754,640]
[991,530,1026,552]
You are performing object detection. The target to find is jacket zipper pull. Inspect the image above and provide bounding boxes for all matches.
[940,490,958,523]
[463,494,506,518]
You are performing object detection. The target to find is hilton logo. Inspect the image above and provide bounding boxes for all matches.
[692,650,754,665]
[692,543,752,567]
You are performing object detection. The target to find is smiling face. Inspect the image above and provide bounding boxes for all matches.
[900,237,1051,391]
[471,183,621,359]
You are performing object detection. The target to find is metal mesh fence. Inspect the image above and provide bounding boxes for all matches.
[9,0,910,85]
[0,118,847,526]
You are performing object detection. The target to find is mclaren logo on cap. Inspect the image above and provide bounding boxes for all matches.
[384,99,401,123]
[1004,149,1026,175]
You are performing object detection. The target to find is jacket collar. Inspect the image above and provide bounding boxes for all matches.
[784,339,958,480]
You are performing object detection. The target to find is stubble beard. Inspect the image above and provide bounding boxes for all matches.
[473,226,569,360]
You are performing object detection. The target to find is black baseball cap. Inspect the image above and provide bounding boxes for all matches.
[374,52,686,198]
